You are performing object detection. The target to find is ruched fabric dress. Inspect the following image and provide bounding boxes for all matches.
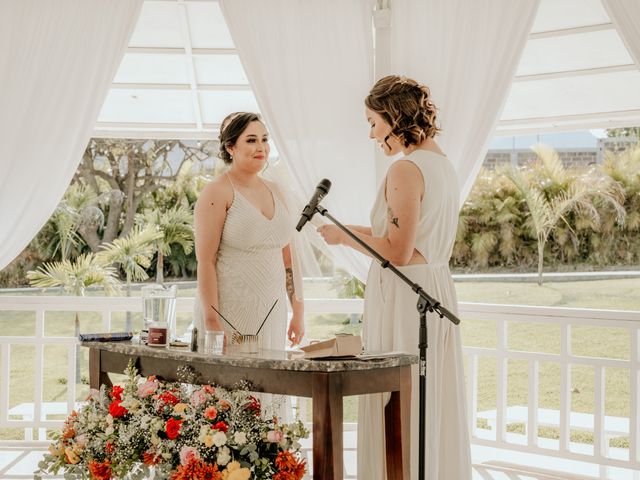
[357,150,472,479]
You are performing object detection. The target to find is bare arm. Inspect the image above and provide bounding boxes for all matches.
[194,180,230,331]
[318,161,423,266]
[282,243,305,345]
[346,225,373,235]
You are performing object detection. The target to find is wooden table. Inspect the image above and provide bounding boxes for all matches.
[83,341,416,480]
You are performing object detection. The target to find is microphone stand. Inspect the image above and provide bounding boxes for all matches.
[315,204,460,480]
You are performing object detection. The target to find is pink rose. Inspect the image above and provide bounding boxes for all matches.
[179,446,200,466]
[138,380,158,398]
[267,430,283,443]
[204,406,218,420]
[190,389,207,408]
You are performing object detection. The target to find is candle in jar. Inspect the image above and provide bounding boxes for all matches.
[147,321,168,347]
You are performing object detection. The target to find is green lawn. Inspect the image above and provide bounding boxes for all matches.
[1,277,638,442]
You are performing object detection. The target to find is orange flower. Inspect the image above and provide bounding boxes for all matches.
[170,457,221,480]
[61,411,77,439]
[275,451,306,480]
[88,459,112,480]
[273,473,296,480]
[142,450,162,466]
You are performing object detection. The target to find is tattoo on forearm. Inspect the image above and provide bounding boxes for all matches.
[285,267,295,302]
[387,206,400,228]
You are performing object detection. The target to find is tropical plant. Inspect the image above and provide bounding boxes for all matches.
[27,253,121,378]
[74,138,215,251]
[506,145,626,284]
[95,226,163,330]
[95,226,163,291]
[36,183,98,261]
[137,206,194,284]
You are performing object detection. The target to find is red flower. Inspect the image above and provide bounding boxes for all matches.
[88,459,112,480]
[211,421,228,433]
[170,457,221,480]
[159,391,180,406]
[244,396,261,416]
[166,418,183,439]
[108,400,127,418]
[105,442,114,454]
[110,385,124,401]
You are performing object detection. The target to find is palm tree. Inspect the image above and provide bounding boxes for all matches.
[507,145,626,285]
[137,206,194,284]
[41,183,98,261]
[27,253,121,380]
[96,226,163,329]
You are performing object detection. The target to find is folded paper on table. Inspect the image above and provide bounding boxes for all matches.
[78,332,133,342]
[300,334,363,359]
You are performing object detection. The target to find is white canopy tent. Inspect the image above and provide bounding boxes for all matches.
[1,0,639,275]
[94,0,640,139]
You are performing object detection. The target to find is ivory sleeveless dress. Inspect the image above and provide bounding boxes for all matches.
[194,177,291,353]
[357,150,472,479]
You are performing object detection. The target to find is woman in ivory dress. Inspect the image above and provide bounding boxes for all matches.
[194,112,305,353]
[318,76,472,479]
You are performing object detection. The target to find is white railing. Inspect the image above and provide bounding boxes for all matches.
[460,302,640,477]
[0,295,638,477]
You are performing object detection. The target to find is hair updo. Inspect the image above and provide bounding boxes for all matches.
[365,75,440,148]
[218,112,263,165]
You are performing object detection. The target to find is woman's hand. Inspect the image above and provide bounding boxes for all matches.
[317,225,344,245]
[287,313,305,346]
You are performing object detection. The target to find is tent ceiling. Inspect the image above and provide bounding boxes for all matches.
[94,0,640,139]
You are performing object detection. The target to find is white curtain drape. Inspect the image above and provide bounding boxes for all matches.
[390,0,540,201]
[220,0,375,281]
[602,0,640,66]
[0,0,143,270]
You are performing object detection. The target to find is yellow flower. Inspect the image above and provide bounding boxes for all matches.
[173,403,189,416]
[64,447,80,464]
[204,434,215,448]
[222,461,251,480]
[48,444,60,457]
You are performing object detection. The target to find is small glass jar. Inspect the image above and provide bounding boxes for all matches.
[147,321,168,347]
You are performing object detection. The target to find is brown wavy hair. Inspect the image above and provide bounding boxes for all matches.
[218,112,263,165]
[365,75,440,147]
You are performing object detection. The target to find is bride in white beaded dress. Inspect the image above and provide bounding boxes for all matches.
[194,112,305,355]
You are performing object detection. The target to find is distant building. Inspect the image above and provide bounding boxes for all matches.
[484,131,638,169]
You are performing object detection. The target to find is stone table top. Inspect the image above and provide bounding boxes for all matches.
[81,341,418,373]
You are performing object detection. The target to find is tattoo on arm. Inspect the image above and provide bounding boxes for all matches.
[387,206,400,228]
[285,267,295,303]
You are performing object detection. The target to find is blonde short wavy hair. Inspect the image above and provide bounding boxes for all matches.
[365,75,440,147]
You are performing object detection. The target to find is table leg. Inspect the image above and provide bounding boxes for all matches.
[312,372,343,480]
[89,348,112,391]
[385,366,412,480]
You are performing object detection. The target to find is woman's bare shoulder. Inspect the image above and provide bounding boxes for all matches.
[196,175,233,208]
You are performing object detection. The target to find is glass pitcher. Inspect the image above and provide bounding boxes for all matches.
[141,284,178,342]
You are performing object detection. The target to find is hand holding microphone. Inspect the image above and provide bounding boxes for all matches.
[296,178,331,231]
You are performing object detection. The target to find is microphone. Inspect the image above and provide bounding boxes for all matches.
[296,179,332,231]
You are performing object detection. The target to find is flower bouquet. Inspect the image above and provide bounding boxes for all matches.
[36,363,308,479]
